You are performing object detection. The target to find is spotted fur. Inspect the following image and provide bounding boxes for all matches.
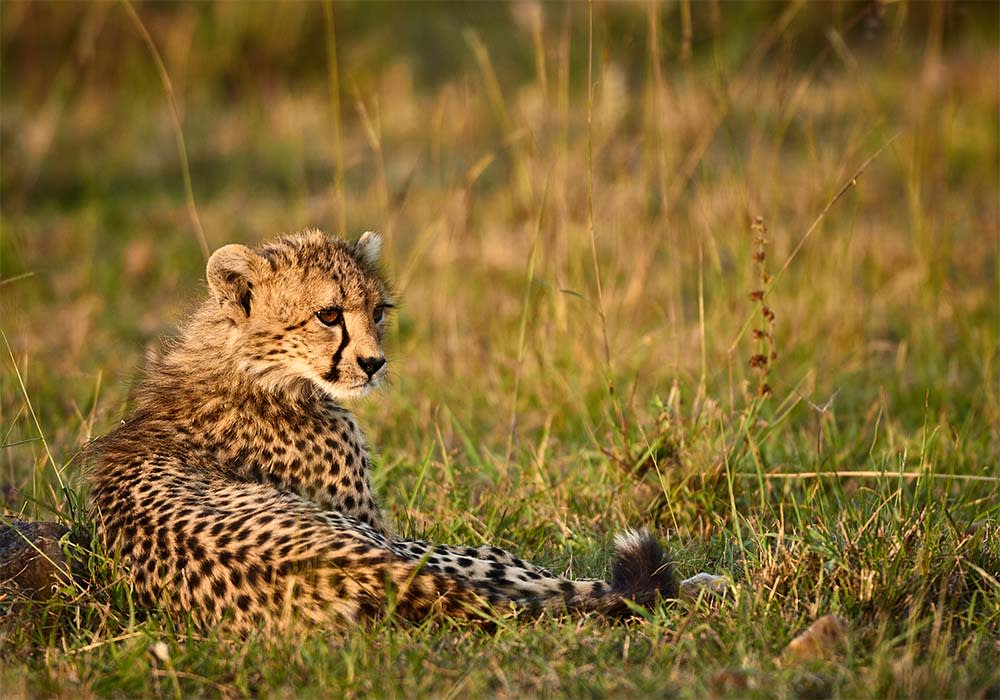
[86,230,676,632]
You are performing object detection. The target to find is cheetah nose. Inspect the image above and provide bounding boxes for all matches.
[357,356,386,378]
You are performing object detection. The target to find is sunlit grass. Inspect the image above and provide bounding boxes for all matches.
[1,1,998,697]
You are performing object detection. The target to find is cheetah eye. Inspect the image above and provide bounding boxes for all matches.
[373,303,394,324]
[315,306,343,326]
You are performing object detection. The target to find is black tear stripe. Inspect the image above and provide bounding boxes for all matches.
[323,316,351,382]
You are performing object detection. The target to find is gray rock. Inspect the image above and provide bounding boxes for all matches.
[679,572,730,600]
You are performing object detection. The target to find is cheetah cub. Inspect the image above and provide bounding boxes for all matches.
[87,231,676,632]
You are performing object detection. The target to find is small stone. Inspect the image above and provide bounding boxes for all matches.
[780,614,849,664]
[149,641,171,664]
[679,572,730,600]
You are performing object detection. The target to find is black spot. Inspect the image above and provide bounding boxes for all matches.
[285,318,308,331]
[560,579,576,604]
[190,542,206,562]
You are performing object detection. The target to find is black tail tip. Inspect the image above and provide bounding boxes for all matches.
[610,529,677,604]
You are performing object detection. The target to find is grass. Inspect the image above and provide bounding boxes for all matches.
[2,1,998,697]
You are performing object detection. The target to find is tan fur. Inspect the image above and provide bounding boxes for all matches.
[86,230,675,632]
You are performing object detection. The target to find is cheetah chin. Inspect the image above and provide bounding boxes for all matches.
[86,230,676,632]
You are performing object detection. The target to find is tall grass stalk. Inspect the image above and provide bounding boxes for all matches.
[121,0,208,259]
[586,0,612,396]
[506,175,549,466]
[322,0,347,237]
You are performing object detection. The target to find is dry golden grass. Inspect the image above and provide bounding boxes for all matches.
[1,2,998,697]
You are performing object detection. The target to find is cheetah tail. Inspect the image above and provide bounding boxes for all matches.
[603,529,677,614]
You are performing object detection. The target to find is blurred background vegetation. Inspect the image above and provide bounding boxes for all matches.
[1,1,999,696]
[2,0,996,462]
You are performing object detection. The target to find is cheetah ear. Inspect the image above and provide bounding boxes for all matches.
[355,231,382,266]
[206,244,264,321]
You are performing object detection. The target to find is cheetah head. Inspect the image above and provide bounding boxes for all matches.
[204,230,392,399]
